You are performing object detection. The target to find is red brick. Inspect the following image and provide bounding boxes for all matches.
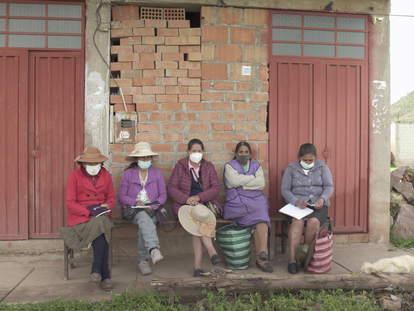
[179,94,200,103]
[179,28,201,36]
[178,78,201,86]
[218,7,242,25]
[261,84,269,92]
[162,103,182,111]
[145,19,167,28]
[142,86,165,94]
[110,46,133,55]
[201,43,215,61]
[235,133,247,141]
[201,25,227,43]
[188,133,209,142]
[133,94,155,103]
[260,28,269,45]
[156,61,178,69]
[166,86,187,94]
[200,6,215,25]
[223,112,245,121]
[225,142,238,151]
[199,112,220,121]
[201,82,211,90]
[111,28,133,38]
[140,53,161,61]
[152,144,174,152]
[133,28,155,36]
[250,93,269,102]
[119,36,141,45]
[112,154,130,163]
[111,5,139,21]
[134,44,156,53]
[111,62,131,71]
[157,28,178,36]
[110,95,133,104]
[248,133,269,141]
[187,53,202,61]
[188,36,201,45]
[137,133,162,142]
[150,113,172,121]
[175,113,196,121]
[213,82,234,90]
[163,123,184,131]
[121,20,144,28]
[257,124,266,132]
[245,46,268,63]
[349,234,369,243]
[179,61,201,70]
[226,92,246,101]
[162,53,184,61]
[235,102,253,110]
[118,53,140,62]
[230,28,256,44]
[216,44,242,62]
[158,46,179,53]
[110,79,132,87]
[111,164,123,174]
[211,152,233,162]
[230,64,255,81]
[133,61,154,70]
[143,69,165,77]
[248,112,258,121]
[202,143,221,152]
[133,77,154,86]
[245,9,269,26]
[201,63,227,80]
[189,123,209,131]
[212,123,232,131]
[260,65,269,81]
[156,94,178,103]
[258,142,269,160]
[188,69,202,77]
[168,20,190,28]
[237,82,251,91]
[138,123,160,132]
[113,103,136,111]
[110,144,123,152]
[155,77,177,86]
[211,102,231,110]
[165,69,187,77]
[121,70,142,79]
[165,37,187,45]
[164,133,184,141]
[138,114,148,122]
[122,87,142,95]
[136,103,158,111]
[201,92,223,101]
[142,36,165,45]
[213,133,233,141]
[180,46,201,53]
[178,143,188,152]
[188,86,201,95]
[187,103,207,111]
[235,122,255,131]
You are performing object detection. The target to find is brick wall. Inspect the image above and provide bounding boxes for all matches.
[394,123,414,166]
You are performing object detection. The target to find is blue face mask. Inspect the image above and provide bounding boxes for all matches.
[138,160,151,170]
[300,161,314,170]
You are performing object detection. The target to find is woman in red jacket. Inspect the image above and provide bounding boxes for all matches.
[59,147,116,291]
[168,139,223,277]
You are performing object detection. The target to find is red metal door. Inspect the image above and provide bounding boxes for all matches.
[0,50,29,240]
[28,51,84,238]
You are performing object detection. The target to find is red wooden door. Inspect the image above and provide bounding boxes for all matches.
[0,50,29,240]
[28,51,84,238]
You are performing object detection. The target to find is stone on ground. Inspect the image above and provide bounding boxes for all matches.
[393,204,414,239]
[394,182,414,202]
[390,166,405,191]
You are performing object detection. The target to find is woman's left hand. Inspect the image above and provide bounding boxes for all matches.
[186,195,201,206]
[314,198,324,210]
[101,203,110,209]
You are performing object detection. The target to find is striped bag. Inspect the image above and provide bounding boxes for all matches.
[217,225,251,270]
[305,222,333,274]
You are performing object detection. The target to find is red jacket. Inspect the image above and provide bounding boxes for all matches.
[65,167,116,226]
[168,157,222,216]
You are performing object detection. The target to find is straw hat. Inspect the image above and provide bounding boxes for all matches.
[125,142,158,162]
[74,147,108,163]
[178,204,216,238]
[295,241,316,270]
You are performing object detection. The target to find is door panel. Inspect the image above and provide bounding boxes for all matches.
[0,50,28,239]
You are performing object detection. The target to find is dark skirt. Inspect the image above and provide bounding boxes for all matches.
[285,205,328,226]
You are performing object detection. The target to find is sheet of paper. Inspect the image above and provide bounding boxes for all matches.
[131,205,151,209]
[279,203,313,220]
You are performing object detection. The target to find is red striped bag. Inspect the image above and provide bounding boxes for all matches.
[304,222,333,274]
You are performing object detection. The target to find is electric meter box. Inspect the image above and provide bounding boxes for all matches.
[114,112,137,143]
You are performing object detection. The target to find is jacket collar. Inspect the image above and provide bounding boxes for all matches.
[128,166,157,185]
[80,167,107,191]
[290,159,324,173]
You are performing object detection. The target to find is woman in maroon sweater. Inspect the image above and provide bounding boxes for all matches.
[168,139,222,277]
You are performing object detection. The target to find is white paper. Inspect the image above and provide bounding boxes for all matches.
[242,66,251,75]
[279,203,313,220]
[131,205,151,209]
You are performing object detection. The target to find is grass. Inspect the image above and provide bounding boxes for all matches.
[0,287,382,311]
[390,226,414,249]
[390,164,397,172]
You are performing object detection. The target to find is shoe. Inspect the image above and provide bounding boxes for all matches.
[211,254,221,265]
[256,260,273,273]
[138,261,152,275]
[151,248,164,266]
[259,251,269,261]
[288,262,298,274]
[89,273,101,284]
[194,268,204,277]
[100,279,113,291]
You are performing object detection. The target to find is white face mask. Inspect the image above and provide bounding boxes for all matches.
[85,164,101,176]
[189,152,203,164]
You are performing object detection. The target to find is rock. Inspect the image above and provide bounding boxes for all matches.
[404,167,414,187]
[394,182,414,202]
[404,293,413,302]
[356,295,368,304]
[390,190,408,216]
[393,204,414,239]
[406,306,414,311]
[390,166,406,191]
[380,299,401,310]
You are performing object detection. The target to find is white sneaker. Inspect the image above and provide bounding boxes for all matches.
[151,248,164,266]
[138,261,152,275]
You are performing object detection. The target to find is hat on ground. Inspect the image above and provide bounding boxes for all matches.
[75,147,108,163]
[178,204,216,238]
[295,240,316,270]
[125,142,158,162]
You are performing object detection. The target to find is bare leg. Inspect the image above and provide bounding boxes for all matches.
[254,222,269,263]
[200,236,218,258]
[304,218,320,245]
[288,219,305,264]
[193,235,204,270]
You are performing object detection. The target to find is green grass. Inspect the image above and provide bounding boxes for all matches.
[390,164,397,172]
[0,288,382,311]
[390,226,414,249]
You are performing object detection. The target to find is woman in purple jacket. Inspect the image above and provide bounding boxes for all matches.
[281,143,334,274]
[118,142,167,276]
[168,139,223,277]
[223,141,273,273]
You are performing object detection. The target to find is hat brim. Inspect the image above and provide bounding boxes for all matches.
[178,204,216,237]
[75,155,108,163]
[125,151,159,162]
[295,240,316,270]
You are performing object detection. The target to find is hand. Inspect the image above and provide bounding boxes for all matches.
[186,195,201,206]
[314,198,325,210]
[101,204,110,209]
[135,200,146,207]
[295,200,309,209]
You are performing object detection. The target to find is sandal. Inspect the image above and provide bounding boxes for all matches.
[287,261,298,274]
[256,260,273,273]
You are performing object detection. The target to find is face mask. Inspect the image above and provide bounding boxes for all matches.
[300,161,314,170]
[138,160,152,170]
[189,152,203,164]
[236,154,251,165]
[85,164,101,176]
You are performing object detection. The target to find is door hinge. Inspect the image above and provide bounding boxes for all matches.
[322,148,329,159]
[30,151,38,158]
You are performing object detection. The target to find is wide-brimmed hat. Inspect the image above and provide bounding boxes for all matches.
[74,147,108,163]
[178,204,216,238]
[295,240,316,270]
[125,142,158,162]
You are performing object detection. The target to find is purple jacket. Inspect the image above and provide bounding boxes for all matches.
[168,157,222,216]
[118,166,167,210]
[223,160,270,228]
[281,159,334,207]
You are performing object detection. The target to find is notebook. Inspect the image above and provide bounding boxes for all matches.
[279,203,314,220]
[86,203,110,217]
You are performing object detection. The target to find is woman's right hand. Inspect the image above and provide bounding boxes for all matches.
[295,199,309,209]
[135,200,146,207]
[186,195,200,206]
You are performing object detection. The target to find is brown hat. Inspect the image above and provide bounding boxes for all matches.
[74,147,108,163]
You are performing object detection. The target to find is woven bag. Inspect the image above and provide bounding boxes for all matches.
[217,225,251,270]
[304,222,333,274]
